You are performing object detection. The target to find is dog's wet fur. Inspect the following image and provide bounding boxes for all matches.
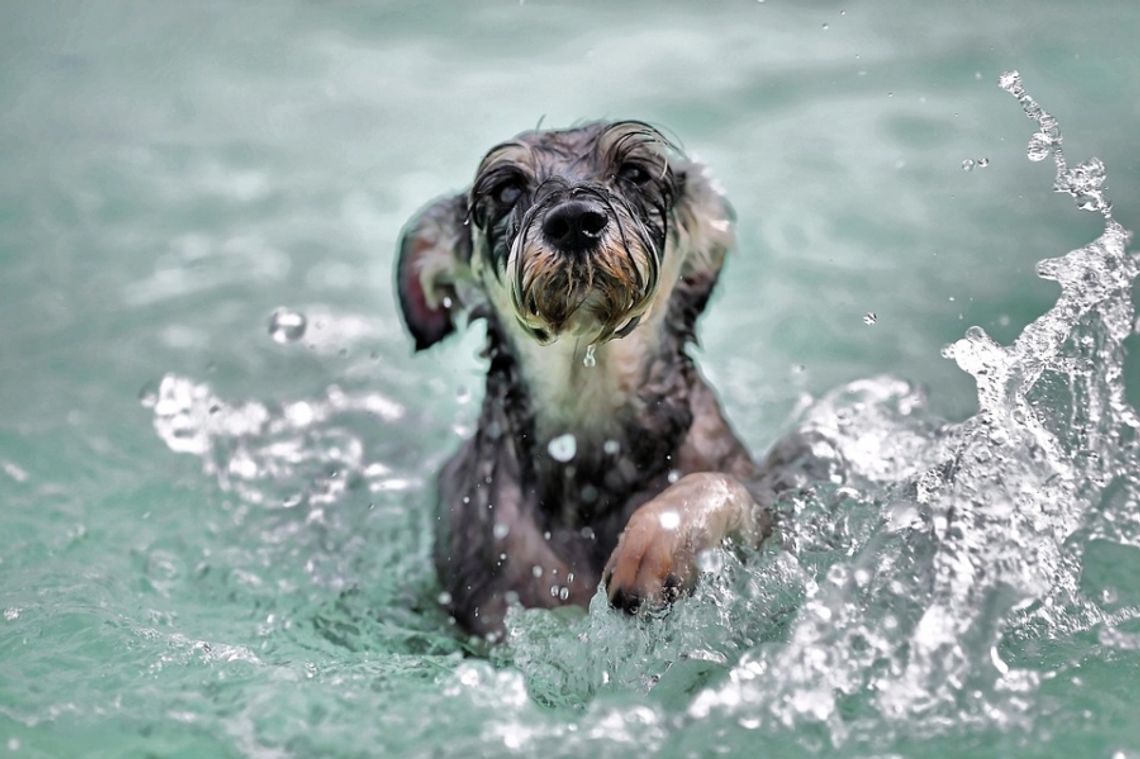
[397,121,815,638]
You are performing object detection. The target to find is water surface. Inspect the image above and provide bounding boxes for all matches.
[3,2,1140,757]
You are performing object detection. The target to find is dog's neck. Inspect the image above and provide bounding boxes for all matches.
[513,324,671,442]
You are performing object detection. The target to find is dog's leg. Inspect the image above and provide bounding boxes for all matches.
[602,472,768,612]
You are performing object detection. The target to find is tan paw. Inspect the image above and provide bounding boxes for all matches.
[603,502,696,614]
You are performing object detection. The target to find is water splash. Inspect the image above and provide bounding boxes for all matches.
[148,374,410,506]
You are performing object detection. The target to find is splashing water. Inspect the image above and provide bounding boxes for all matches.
[140,74,1140,755]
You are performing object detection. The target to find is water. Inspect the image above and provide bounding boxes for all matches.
[4,3,1140,757]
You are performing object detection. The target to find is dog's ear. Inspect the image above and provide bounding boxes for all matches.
[673,159,736,279]
[396,193,472,351]
[665,160,738,339]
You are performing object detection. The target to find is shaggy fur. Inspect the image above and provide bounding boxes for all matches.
[396,121,811,638]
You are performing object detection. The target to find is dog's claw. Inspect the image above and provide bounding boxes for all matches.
[611,588,642,614]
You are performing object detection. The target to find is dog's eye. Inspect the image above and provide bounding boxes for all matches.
[617,162,653,185]
[494,181,523,206]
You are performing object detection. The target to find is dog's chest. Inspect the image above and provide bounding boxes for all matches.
[517,332,656,444]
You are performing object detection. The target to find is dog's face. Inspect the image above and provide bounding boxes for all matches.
[397,121,733,352]
[468,122,675,345]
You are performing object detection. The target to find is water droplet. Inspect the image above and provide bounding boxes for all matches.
[532,565,544,578]
[997,70,1021,93]
[658,510,681,530]
[977,157,990,168]
[1101,586,1118,604]
[3,608,20,621]
[138,382,159,408]
[547,433,577,462]
[863,312,878,325]
[583,344,597,368]
[1026,132,1051,162]
[437,591,452,605]
[821,22,829,30]
[456,386,471,404]
[961,159,975,172]
[493,522,510,539]
[697,549,725,574]
[667,469,681,484]
[268,308,307,344]
[559,586,570,601]
[603,439,621,455]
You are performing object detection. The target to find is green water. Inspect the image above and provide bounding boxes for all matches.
[3,2,1140,757]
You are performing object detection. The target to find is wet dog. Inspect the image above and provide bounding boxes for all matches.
[397,121,804,639]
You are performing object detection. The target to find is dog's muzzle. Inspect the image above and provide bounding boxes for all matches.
[508,193,658,345]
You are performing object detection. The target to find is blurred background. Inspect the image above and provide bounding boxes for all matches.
[2,1,1139,756]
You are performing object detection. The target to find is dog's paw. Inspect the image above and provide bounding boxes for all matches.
[603,501,697,614]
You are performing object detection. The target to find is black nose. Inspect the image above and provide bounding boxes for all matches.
[542,200,609,252]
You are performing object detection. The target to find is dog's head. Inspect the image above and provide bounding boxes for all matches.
[396,121,734,351]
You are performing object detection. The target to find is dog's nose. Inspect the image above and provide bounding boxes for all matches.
[542,200,609,252]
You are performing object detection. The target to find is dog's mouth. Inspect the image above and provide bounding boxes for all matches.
[507,203,660,345]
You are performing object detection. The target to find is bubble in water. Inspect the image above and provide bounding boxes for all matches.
[1026,133,1052,162]
[583,344,597,368]
[863,312,878,325]
[547,433,577,462]
[268,308,307,344]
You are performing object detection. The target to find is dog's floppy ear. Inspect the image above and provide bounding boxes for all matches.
[396,193,472,351]
[665,159,737,339]
[673,158,736,279]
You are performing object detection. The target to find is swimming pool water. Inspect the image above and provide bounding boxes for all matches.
[3,2,1140,757]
